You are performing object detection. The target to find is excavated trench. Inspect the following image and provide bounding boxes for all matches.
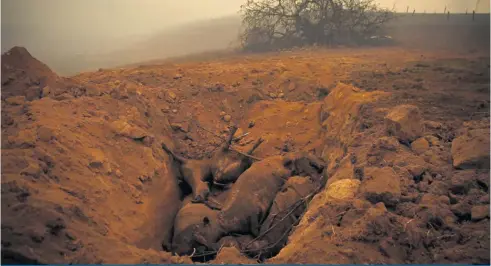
[2,46,489,264]
[127,84,396,263]
[173,171,325,262]
[159,126,327,262]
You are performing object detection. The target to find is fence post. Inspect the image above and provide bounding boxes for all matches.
[447,11,450,20]
[473,10,475,21]
[406,6,409,13]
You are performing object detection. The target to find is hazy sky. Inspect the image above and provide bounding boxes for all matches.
[1,0,489,66]
[2,0,489,36]
[1,0,246,54]
[2,0,245,38]
[382,0,490,13]
[2,0,489,50]
[1,0,489,44]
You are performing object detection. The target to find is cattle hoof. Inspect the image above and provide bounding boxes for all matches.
[191,198,204,204]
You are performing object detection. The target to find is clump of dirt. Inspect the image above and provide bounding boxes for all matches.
[1,46,489,265]
[271,83,490,265]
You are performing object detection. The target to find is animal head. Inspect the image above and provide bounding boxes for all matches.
[171,230,196,255]
[193,216,223,249]
[172,203,221,256]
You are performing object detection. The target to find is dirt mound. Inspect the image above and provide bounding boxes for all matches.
[1,47,105,103]
[1,94,190,263]
[1,48,188,263]
[271,84,490,265]
[1,46,489,264]
[1,47,61,100]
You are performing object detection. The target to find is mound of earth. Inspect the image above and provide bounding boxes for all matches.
[1,46,489,265]
[1,46,60,96]
[1,47,103,102]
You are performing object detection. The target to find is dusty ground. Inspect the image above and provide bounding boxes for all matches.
[1,45,490,264]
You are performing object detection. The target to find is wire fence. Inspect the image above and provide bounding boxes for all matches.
[401,5,485,21]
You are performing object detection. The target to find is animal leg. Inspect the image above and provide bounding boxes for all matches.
[250,214,261,237]
[247,137,264,155]
[191,189,210,204]
[222,125,238,151]
[161,143,187,164]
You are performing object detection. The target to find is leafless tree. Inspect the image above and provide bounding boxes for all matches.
[239,0,394,51]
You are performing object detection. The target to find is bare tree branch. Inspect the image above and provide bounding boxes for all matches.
[240,0,394,51]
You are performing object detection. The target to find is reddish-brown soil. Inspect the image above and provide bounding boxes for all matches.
[1,45,489,264]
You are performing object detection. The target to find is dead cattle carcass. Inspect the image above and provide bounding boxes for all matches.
[218,152,324,237]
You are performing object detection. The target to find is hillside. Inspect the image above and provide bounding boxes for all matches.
[1,16,242,76]
[70,13,491,75]
[1,37,490,264]
[3,13,489,76]
[387,13,490,52]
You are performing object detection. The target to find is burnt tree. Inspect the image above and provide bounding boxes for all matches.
[239,0,394,51]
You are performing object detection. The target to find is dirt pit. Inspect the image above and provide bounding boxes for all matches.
[165,143,326,262]
[1,46,490,264]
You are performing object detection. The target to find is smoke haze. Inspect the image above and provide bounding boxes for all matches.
[1,0,489,75]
